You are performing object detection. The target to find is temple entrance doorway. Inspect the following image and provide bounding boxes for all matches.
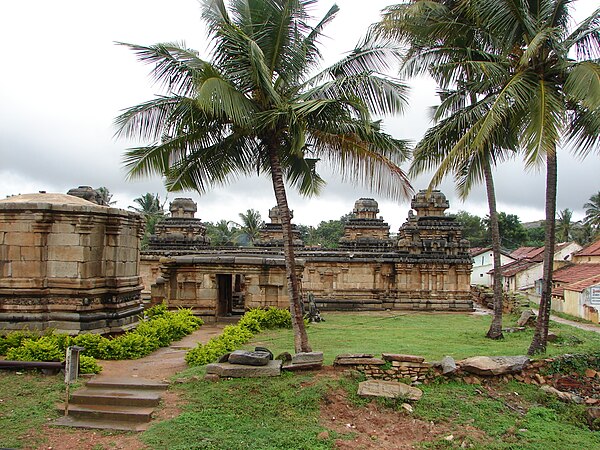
[217,274,246,316]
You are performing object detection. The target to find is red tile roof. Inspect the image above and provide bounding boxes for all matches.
[551,264,600,297]
[575,239,600,257]
[565,275,600,293]
[510,247,541,260]
[491,258,539,277]
[468,247,490,257]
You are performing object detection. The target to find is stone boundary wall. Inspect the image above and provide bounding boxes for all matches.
[471,285,528,314]
[333,353,600,389]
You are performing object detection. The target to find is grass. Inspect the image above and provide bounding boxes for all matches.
[142,370,337,450]
[415,381,599,449]
[0,372,64,448]
[2,311,600,449]
[248,311,600,364]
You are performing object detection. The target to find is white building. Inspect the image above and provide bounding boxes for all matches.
[469,247,515,286]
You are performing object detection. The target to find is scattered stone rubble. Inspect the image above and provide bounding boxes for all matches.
[471,285,528,314]
[205,349,324,379]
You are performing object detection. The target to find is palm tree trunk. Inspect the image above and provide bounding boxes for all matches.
[267,145,312,353]
[484,158,504,340]
[528,148,557,355]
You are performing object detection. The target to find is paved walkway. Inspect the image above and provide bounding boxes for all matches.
[548,315,600,334]
[96,323,226,381]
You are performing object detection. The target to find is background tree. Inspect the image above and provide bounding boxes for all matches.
[483,213,528,250]
[584,192,600,229]
[129,193,166,249]
[573,222,599,246]
[234,209,264,246]
[556,209,574,242]
[453,211,487,247]
[116,0,412,353]
[525,224,546,247]
[206,220,238,246]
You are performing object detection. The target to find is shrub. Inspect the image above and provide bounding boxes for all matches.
[0,330,41,356]
[98,332,159,360]
[145,302,168,319]
[185,308,290,367]
[5,337,63,362]
[79,355,102,374]
[71,333,108,359]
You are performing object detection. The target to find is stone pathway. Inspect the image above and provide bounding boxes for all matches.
[548,315,600,334]
[54,323,225,431]
[97,323,225,381]
[473,303,600,334]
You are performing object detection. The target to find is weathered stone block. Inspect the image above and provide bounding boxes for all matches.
[205,360,282,378]
[358,380,422,401]
[460,356,530,376]
[291,352,324,364]
[382,353,425,363]
[334,356,386,366]
[228,350,271,366]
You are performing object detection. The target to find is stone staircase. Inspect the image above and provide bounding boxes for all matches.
[53,377,168,431]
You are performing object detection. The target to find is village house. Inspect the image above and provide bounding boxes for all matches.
[469,247,515,286]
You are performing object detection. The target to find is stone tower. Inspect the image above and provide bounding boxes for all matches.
[147,198,210,251]
[338,198,393,252]
[256,206,303,248]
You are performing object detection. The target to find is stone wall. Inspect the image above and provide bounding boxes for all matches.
[0,193,144,334]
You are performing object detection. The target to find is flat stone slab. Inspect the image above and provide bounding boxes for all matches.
[358,380,423,401]
[206,360,282,378]
[334,357,385,366]
[459,356,530,376]
[282,362,323,372]
[292,352,324,364]
[228,350,271,366]
[382,353,425,363]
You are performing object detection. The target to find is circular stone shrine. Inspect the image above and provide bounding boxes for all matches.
[0,192,145,334]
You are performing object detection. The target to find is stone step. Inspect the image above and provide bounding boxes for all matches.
[58,403,155,422]
[70,387,161,407]
[86,376,169,391]
[53,415,151,432]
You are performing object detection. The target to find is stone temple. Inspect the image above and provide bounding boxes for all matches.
[0,192,144,334]
[0,189,473,332]
[142,190,473,323]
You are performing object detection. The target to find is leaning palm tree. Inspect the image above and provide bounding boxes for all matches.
[556,208,573,242]
[375,0,516,339]
[235,209,264,246]
[416,0,599,354]
[115,0,412,352]
[584,192,600,229]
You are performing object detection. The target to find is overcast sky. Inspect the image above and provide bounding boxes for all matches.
[1,0,598,231]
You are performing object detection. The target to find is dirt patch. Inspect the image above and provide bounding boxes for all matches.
[30,426,149,450]
[320,389,449,449]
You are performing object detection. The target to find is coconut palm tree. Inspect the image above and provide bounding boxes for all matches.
[584,192,600,229]
[235,209,264,246]
[129,193,166,247]
[375,0,516,339]
[556,208,573,242]
[115,0,412,352]
[463,1,600,355]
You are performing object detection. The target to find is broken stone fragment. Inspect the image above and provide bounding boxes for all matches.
[357,380,423,401]
[441,356,457,375]
[540,385,583,403]
[228,350,271,366]
[517,309,537,327]
[459,356,530,376]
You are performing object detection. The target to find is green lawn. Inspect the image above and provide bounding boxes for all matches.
[2,311,599,449]
[248,311,600,363]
